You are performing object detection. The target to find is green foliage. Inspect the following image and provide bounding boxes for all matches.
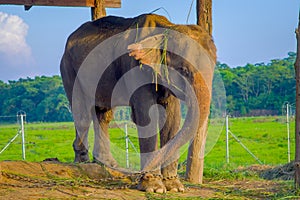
[0,76,72,122]
[0,52,296,121]
[217,52,296,116]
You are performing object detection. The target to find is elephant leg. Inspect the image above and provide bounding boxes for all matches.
[92,106,118,168]
[61,59,91,163]
[159,96,184,192]
[72,105,92,163]
[131,95,166,193]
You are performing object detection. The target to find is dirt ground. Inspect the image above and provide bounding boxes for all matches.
[0,160,295,200]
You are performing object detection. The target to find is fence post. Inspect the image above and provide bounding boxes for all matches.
[286,103,291,163]
[20,113,26,160]
[125,123,129,168]
[226,115,229,163]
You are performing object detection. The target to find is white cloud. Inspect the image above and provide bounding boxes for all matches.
[0,12,31,56]
[0,12,35,81]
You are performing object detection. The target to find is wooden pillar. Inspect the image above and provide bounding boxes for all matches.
[91,0,106,20]
[196,0,212,35]
[295,11,300,189]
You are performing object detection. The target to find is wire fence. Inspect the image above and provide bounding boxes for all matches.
[0,111,295,168]
[0,111,26,160]
[220,110,295,167]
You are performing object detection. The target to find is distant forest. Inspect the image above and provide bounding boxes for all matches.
[215,52,296,117]
[0,52,296,122]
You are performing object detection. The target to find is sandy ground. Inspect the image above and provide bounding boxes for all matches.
[0,161,292,199]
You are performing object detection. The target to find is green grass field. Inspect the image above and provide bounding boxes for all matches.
[0,116,295,171]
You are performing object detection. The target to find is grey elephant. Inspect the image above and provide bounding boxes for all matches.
[60,14,216,193]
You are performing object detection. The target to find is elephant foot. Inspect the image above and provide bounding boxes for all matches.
[163,175,184,192]
[74,151,90,163]
[93,156,118,168]
[137,173,166,193]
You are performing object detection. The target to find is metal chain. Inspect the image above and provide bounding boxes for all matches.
[0,171,139,190]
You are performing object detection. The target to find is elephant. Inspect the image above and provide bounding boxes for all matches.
[60,14,216,193]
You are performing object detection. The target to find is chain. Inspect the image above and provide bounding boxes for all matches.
[0,171,139,190]
[0,165,168,190]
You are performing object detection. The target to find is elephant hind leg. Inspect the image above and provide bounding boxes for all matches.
[73,113,92,163]
[61,58,91,162]
[72,94,92,163]
[92,106,118,168]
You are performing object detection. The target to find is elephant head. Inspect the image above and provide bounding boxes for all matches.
[127,28,216,180]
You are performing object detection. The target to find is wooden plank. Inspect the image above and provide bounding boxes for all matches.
[0,0,94,7]
[0,0,121,8]
[104,0,120,8]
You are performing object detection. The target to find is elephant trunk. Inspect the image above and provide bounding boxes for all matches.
[142,75,200,172]
[185,72,212,184]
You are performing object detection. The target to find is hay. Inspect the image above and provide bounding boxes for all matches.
[234,163,295,181]
[259,161,295,180]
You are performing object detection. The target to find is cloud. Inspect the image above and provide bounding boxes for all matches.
[0,12,35,81]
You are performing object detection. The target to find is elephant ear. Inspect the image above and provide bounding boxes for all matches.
[127,34,165,67]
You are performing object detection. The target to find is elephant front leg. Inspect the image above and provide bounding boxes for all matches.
[159,96,184,192]
[131,100,166,193]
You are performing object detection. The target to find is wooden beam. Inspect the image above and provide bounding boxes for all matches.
[0,0,121,8]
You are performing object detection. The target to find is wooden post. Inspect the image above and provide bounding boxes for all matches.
[294,10,300,189]
[196,0,212,35]
[91,0,106,20]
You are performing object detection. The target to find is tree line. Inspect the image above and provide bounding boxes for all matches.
[0,52,296,122]
[0,76,72,122]
[213,52,296,116]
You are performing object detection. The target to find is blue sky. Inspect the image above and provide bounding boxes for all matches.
[0,0,299,81]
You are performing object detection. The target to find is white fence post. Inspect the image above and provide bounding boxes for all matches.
[125,123,129,168]
[286,103,291,163]
[226,115,229,163]
[20,113,26,160]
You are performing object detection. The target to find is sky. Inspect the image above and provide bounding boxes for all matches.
[0,0,299,81]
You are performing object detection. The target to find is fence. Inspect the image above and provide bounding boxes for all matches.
[225,115,263,164]
[0,111,26,160]
[0,112,294,168]
[221,112,294,166]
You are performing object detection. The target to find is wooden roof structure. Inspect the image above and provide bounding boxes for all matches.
[0,0,121,19]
